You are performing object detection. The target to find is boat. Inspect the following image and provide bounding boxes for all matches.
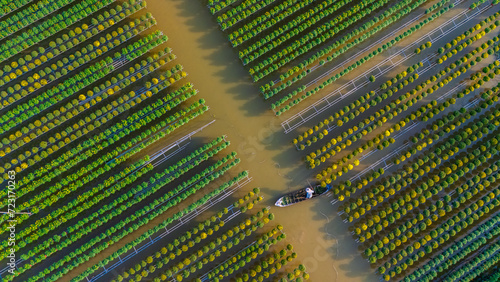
[275,184,332,207]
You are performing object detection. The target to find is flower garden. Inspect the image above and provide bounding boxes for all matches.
[4,0,500,280]
[208,0,500,280]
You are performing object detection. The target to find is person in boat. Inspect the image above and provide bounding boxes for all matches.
[305,187,314,199]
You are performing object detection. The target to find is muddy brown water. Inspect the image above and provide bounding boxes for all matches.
[138,1,380,281]
[119,0,481,281]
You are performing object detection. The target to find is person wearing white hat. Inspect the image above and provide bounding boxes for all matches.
[305,187,314,199]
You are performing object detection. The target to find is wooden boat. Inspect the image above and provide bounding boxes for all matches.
[275,184,332,207]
